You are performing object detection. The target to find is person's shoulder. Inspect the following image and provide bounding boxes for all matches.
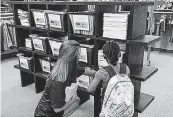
[96,67,108,74]
[95,67,110,80]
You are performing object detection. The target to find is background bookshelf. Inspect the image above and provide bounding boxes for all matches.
[7,1,161,117]
[1,2,18,60]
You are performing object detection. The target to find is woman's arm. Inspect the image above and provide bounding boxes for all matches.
[87,77,101,93]
[77,66,96,77]
[54,94,78,113]
[83,68,96,77]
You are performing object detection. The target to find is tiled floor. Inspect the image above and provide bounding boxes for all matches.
[1,51,173,117]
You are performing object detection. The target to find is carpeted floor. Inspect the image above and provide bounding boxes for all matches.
[1,51,173,117]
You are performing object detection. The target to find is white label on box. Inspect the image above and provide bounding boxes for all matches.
[73,15,90,31]
[41,60,51,73]
[33,11,46,25]
[19,57,29,69]
[33,39,44,51]
[79,47,87,63]
[52,42,62,55]
[25,39,32,48]
[48,14,62,29]
[77,75,90,89]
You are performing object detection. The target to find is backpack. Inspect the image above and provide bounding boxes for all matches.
[100,64,134,117]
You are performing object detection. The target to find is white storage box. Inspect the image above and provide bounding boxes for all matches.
[79,44,94,65]
[48,38,63,56]
[69,13,95,35]
[46,11,67,32]
[32,9,48,28]
[17,53,33,71]
[31,36,48,53]
[25,38,33,49]
[77,75,92,89]
[39,58,51,73]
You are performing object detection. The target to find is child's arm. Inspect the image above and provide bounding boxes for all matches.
[53,94,78,113]
[83,68,96,77]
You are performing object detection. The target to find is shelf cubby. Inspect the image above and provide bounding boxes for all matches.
[19,47,33,53]
[135,92,154,113]
[15,28,31,47]
[14,64,34,75]
[130,66,158,82]
[13,4,29,26]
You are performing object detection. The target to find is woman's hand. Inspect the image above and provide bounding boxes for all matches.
[83,68,96,77]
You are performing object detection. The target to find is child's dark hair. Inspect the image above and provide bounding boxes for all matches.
[103,40,120,66]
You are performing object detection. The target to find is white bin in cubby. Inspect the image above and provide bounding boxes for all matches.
[45,10,67,32]
[77,75,92,89]
[48,38,63,56]
[31,36,49,53]
[25,38,33,49]
[31,9,48,29]
[39,58,51,74]
[17,53,33,71]
[79,44,94,66]
[19,16,30,27]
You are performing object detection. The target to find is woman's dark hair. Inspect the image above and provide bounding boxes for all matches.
[103,40,120,66]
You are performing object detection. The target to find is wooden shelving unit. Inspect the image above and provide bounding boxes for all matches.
[7,1,160,117]
[1,4,17,60]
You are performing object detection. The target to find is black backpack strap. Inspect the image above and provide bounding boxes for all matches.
[103,65,116,78]
[120,63,126,74]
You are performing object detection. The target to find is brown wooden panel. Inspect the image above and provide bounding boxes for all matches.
[127,45,144,71]
[129,5,148,40]
[135,92,154,113]
[127,35,161,46]
[130,66,158,81]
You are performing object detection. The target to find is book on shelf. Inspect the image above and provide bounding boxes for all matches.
[69,13,94,35]
[103,13,129,40]
[17,9,30,26]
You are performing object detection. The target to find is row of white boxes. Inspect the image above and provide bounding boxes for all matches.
[19,9,130,39]
[17,53,56,73]
[18,9,67,32]
[17,52,93,89]
[19,9,95,35]
[25,34,94,64]
[25,34,68,56]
